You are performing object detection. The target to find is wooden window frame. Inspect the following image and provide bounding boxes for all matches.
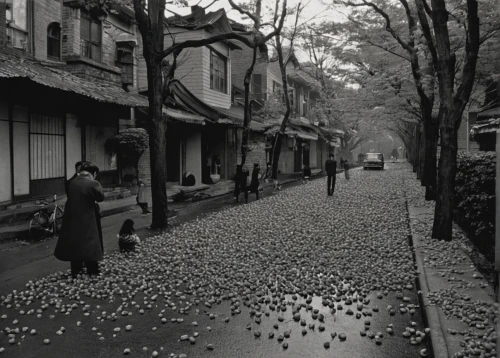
[116,44,134,85]
[47,22,61,60]
[209,49,227,94]
[80,13,102,62]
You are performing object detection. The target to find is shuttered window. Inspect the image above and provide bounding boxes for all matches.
[30,113,65,180]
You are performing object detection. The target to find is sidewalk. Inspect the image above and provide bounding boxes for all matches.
[408,205,497,358]
[0,169,327,243]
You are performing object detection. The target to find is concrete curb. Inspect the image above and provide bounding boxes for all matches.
[410,230,450,358]
[407,204,497,358]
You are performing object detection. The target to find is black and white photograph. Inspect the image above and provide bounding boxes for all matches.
[0,0,499,357]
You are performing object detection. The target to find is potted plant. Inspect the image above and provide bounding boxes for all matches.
[105,128,149,190]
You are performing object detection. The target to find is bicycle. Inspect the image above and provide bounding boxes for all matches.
[29,195,64,238]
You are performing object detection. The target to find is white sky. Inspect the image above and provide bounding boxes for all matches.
[166,0,349,62]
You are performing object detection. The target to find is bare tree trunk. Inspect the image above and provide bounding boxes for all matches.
[240,48,258,167]
[424,118,438,200]
[418,125,426,183]
[432,125,458,241]
[414,126,421,175]
[146,54,169,229]
[270,32,291,180]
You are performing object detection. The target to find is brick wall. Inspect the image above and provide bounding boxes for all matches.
[61,4,138,87]
[65,59,121,84]
[0,3,6,46]
[62,6,80,57]
[33,0,62,61]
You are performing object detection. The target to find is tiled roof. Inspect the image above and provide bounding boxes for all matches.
[0,53,148,107]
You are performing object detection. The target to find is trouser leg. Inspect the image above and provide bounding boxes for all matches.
[235,186,240,201]
[71,261,84,278]
[139,202,149,214]
[256,190,259,200]
[244,188,248,203]
[327,176,332,195]
[84,261,99,276]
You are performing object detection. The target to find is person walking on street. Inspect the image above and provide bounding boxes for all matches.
[302,165,311,184]
[391,148,399,162]
[342,158,350,180]
[250,163,261,201]
[54,162,104,278]
[137,180,151,214]
[325,154,337,196]
[235,165,249,203]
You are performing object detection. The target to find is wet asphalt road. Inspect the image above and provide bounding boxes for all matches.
[0,163,431,358]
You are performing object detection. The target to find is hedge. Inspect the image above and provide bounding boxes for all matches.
[454,151,496,261]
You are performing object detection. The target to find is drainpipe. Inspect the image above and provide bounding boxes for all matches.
[130,107,135,127]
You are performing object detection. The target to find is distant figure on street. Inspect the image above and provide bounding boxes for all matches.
[137,180,151,215]
[235,165,249,203]
[54,162,104,278]
[343,159,350,180]
[302,165,311,184]
[118,219,141,253]
[250,163,261,200]
[325,154,337,196]
[391,148,399,162]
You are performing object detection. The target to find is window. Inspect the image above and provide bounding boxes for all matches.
[47,22,61,59]
[252,74,265,101]
[303,91,309,116]
[288,88,295,109]
[272,80,281,93]
[116,44,134,85]
[80,14,102,62]
[210,50,227,93]
[5,0,28,50]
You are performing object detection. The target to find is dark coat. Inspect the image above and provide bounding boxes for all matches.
[65,173,78,194]
[239,171,249,189]
[303,167,311,177]
[54,174,105,262]
[325,159,337,176]
[250,168,260,192]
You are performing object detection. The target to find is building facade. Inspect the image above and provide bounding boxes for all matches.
[0,0,146,206]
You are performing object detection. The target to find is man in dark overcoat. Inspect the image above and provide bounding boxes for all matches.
[55,162,104,277]
[325,153,337,196]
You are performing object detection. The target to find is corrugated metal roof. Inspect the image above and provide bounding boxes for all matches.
[0,53,148,107]
[163,108,206,125]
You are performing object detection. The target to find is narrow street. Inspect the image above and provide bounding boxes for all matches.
[0,164,431,358]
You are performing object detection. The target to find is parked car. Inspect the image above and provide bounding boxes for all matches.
[363,153,384,170]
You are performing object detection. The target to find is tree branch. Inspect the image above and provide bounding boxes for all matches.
[227,0,259,24]
[163,31,254,58]
[344,0,414,53]
[366,40,411,62]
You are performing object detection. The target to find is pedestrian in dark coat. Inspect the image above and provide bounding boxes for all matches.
[54,162,104,277]
[235,165,249,203]
[343,159,350,180]
[325,154,337,196]
[302,165,311,183]
[65,161,84,194]
[250,163,261,200]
